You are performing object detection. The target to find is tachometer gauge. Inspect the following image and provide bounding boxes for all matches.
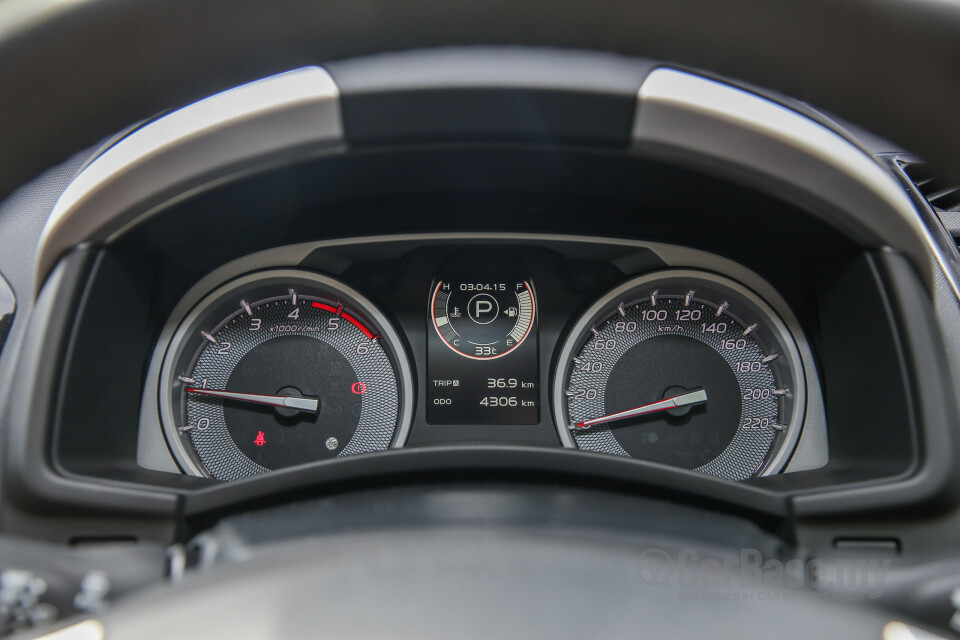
[158,270,413,481]
[553,270,806,481]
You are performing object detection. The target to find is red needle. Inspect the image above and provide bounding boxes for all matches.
[571,389,708,429]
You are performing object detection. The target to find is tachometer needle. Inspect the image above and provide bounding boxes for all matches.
[186,388,319,414]
[571,389,708,429]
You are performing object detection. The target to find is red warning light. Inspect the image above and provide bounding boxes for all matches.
[351,382,367,395]
[254,430,266,447]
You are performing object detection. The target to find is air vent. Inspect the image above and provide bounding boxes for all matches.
[900,161,960,214]
[898,159,960,245]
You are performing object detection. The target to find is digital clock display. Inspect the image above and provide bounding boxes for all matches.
[427,277,539,424]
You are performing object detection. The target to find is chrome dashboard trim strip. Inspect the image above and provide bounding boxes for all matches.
[632,68,958,299]
[34,66,345,294]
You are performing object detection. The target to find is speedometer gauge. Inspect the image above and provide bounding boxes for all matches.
[158,270,413,481]
[553,270,806,481]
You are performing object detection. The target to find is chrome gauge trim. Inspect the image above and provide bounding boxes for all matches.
[153,269,415,478]
[34,66,344,294]
[633,67,954,299]
[552,269,808,478]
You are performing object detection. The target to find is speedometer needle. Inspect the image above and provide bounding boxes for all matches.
[571,389,708,429]
[186,388,319,414]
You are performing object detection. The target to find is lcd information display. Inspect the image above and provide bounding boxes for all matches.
[427,277,539,424]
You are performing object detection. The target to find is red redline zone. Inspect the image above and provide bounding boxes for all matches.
[312,301,376,339]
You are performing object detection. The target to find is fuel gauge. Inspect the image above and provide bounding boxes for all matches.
[431,279,535,360]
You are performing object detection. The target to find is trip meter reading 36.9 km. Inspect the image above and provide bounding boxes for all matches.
[428,278,538,424]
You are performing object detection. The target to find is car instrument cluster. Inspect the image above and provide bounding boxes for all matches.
[145,239,821,483]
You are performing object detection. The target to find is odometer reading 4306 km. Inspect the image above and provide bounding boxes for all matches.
[428,277,539,424]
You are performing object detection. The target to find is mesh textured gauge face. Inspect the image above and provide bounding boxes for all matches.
[555,271,806,481]
[159,271,411,481]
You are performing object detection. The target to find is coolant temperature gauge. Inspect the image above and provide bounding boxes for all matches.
[431,280,535,359]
